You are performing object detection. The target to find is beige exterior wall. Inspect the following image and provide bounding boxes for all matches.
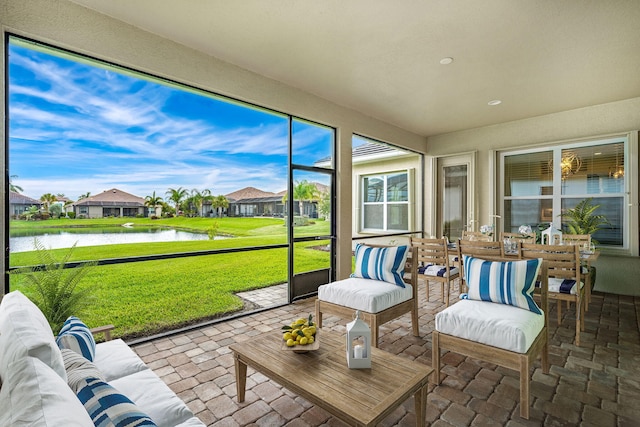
[0,0,426,284]
[352,154,423,248]
[425,98,640,295]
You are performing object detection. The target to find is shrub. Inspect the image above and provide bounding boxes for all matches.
[67,212,76,219]
[10,239,97,332]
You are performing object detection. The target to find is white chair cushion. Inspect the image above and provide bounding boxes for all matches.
[418,264,459,277]
[435,299,545,353]
[318,277,413,314]
[548,277,583,295]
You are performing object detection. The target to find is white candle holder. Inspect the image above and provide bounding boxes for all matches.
[346,310,371,369]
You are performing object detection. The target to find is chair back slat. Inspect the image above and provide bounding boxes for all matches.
[411,237,450,266]
[457,238,503,261]
[561,234,592,251]
[520,243,580,282]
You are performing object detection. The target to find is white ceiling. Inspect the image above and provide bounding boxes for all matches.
[68,0,640,137]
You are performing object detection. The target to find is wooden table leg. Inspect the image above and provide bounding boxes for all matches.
[234,353,247,402]
[414,383,428,427]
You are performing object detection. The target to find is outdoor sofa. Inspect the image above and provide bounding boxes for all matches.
[0,290,204,426]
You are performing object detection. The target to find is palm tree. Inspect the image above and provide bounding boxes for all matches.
[284,180,319,216]
[190,188,212,217]
[212,195,229,218]
[166,187,188,215]
[78,192,91,200]
[9,175,23,193]
[144,191,164,217]
[40,193,57,211]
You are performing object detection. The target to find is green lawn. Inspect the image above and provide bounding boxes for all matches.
[9,217,332,340]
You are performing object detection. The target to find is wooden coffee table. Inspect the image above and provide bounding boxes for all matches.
[229,329,432,426]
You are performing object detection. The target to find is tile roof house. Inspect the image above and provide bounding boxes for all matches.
[9,191,43,217]
[73,188,146,218]
[225,184,328,218]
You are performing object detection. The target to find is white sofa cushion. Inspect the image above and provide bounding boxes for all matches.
[318,277,413,313]
[0,356,93,426]
[94,339,149,382]
[435,299,545,353]
[0,290,66,382]
[109,369,199,427]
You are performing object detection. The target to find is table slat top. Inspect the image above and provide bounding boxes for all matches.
[230,329,432,426]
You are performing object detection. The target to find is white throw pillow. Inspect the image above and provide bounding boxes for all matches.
[61,348,106,393]
[0,356,93,426]
[0,291,66,381]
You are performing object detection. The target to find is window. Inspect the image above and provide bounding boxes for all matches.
[7,35,336,336]
[501,137,627,248]
[361,171,410,232]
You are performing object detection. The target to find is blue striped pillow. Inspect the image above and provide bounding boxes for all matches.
[351,244,409,287]
[462,255,542,314]
[76,377,157,427]
[56,316,96,361]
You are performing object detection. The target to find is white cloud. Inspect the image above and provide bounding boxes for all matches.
[9,43,324,200]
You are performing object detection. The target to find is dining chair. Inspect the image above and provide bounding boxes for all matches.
[520,242,584,346]
[558,234,594,309]
[410,237,459,307]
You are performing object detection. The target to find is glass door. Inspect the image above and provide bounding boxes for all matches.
[288,118,335,301]
[437,154,474,241]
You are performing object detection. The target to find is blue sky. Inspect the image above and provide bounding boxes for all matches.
[8,38,334,201]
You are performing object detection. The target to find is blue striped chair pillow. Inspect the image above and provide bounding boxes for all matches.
[56,316,96,361]
[351,244,409,287]
[461,255,542,314]
[76,377,157,427]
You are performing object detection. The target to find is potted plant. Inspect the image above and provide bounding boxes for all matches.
[560,198,610,244]
[560,197,610,288]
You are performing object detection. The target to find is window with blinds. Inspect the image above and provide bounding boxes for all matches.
[502,139,626,247]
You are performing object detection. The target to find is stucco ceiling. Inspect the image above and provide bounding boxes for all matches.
[68,0,640,137]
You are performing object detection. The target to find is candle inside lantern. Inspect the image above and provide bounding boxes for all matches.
[353,344,364,359]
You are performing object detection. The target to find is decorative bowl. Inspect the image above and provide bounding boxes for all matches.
[281,329,320,353]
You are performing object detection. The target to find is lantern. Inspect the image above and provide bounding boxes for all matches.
[346,310,371,369]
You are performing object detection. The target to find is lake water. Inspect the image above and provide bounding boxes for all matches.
[10,227,225,253]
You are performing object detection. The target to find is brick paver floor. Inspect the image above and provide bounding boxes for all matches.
[132,285,640,426]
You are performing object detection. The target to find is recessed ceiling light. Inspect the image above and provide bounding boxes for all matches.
[488,100,502,106]
[439,57,454,65]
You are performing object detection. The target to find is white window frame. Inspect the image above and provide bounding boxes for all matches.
[359,169,413,233]
[499,133,638,255]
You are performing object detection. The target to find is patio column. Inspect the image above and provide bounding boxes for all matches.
[336,127,353,280]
